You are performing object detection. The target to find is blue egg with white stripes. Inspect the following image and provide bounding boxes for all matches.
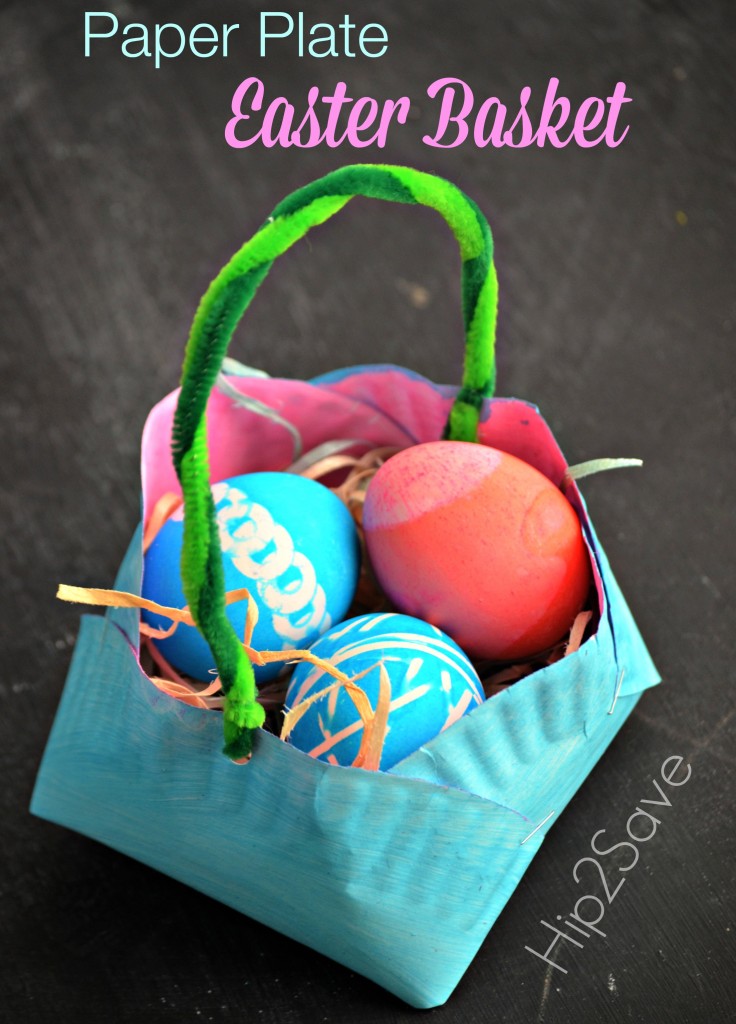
[285,613,485,770]
[141,473,360,684]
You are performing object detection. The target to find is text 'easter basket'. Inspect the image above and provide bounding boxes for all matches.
[32,164,660,1009]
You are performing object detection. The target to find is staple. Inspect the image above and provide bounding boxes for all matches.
[608,668,625,715]
[521,810,555,846]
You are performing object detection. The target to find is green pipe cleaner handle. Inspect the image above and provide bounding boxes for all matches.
[171,163,499,760]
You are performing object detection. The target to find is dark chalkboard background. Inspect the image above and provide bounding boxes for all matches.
[2,1,734,1021]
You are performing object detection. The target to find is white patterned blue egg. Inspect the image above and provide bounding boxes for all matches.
[285,613,485,770]
[142,473,360,683]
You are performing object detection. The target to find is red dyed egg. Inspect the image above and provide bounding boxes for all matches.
[362,441,591,661]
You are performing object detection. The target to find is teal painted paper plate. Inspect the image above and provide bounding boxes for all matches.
[32,367,660,1008]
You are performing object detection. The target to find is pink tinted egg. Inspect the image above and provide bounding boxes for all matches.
[362,441,591,661]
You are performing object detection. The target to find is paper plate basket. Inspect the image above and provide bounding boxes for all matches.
[32,165,660,1008]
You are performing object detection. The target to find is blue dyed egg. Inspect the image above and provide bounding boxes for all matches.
[142,473,360,683]
[285,613,484,770]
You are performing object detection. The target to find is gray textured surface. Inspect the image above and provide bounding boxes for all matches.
[1,0,734,1020]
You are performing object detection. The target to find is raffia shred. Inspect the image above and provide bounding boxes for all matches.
[143,636,224,709]
[280,678,373,742]
[565,610,594,656]
[142,492,182,552]
[564,457,642,485]
[353,663,392,771]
